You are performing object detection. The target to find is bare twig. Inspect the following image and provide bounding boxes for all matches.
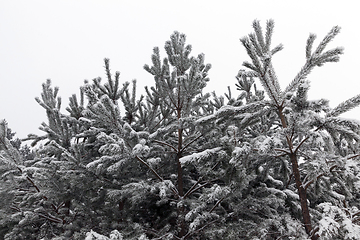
[153,140,178,152]
[209,196,226,213]
[347,154,360,160]
[26,176,41,193]
[38,213,64,224]
[274,148,291,155]
[135,155,179,197]
[181,134,203,153]
[304,165,338,190]
[185,180,216,197]
[286,173,293,188]
[184,219,220,239]
[135,155,163,181]
[183,177,203,199]
[294,136,310,154]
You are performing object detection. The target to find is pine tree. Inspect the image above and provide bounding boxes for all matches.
[121,31,230,239]
[197,20,360,239]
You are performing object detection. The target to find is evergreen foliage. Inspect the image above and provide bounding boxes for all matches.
[1,20,360,240]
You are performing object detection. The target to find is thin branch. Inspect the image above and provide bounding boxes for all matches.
[352,211,360,217]
[171,235,182,240]
[16,188,31,192]
[304,165,338,190]
[149,114,166,132]
[55,202,65,212]
[290,125,295,141]
[144,228,161,238]
[209,160,222,172]
[347,154,360,160]
[153,140,178,153]
[343,208,352,217]
[274,148,291,155]
[286,173,293,188]
[183,177,203,199]
[135,155,164,182]
[38,213,64,224]
[180,134,203,153]
[184,219,220,239]
[186,181,211,197]
[329,165,338,171]
[209,196,226,213]
[294,136,310,154]
[343,199,348,208]
[26,176,41,193]
[275,153,288,158]
[285,136,294,154]
[304,173,326,190]
[135,155,179,197]
[9,205,21,212]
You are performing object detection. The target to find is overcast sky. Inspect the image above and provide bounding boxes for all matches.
[1,0,360,139]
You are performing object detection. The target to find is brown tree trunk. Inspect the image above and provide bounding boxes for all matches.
[278,108,318,240]
[177,127,184,197]
[289,152,316,238]
[176,106,186,237]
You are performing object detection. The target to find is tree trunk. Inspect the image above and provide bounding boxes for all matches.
[176,106,186,237]
[278,108,318,240]
[289,152,316,239]
[177,127,184,197]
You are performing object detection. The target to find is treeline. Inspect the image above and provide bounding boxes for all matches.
[1,20,360,240]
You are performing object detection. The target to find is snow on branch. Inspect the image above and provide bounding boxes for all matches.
[196,100,269,125]
[285,26,343,96]
[179,147,222,166]
[326,94,360,117]
[240,20,283,106]
[0,120,21,165]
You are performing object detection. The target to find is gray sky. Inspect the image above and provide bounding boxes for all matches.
[1,0,360,139]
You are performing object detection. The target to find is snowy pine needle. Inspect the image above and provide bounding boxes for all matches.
[327,94,360,117]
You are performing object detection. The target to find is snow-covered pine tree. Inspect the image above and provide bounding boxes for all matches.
[1,83,97,238]
[197,19,360,239]
[1,73,141,239]
[197,70,301,239]
[0,120,23,239]
[114,31,231,239]
[71,34,230,238]
[0,119,69,239]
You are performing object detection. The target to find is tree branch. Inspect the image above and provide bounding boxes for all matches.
[186,182,210,197]
[26,176,41,193]
[347,154,360,160]
[183,177,203,199]
[185,179,219,197]
[274,148,291,155]
[135,155,179,197]
[184,219,220,239]
[304,165,338,190]
[135,155,163,181]
[38,213,64,224]
[153,140,178,153]
[180,134,202,153]
[294,136,310,154]
[209,196,226,213]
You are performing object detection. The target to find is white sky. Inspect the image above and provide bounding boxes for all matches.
[1,0,360,139]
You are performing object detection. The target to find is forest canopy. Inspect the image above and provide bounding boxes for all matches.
[1,20,360,240]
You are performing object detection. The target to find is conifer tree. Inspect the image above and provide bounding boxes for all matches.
[122,31,230,239]
[197,20,360,239]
